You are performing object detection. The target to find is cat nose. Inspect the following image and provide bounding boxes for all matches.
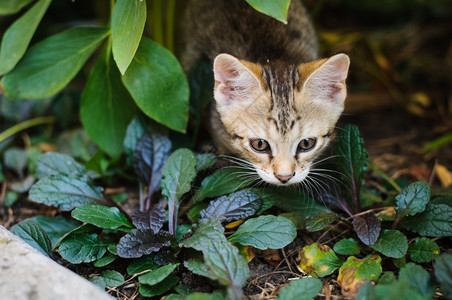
[274,173,295,183]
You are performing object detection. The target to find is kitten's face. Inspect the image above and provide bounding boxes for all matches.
[213,54,350,185]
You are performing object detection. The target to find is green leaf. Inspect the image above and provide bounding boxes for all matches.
[81,45,136,159]
[0,0,33,15]
[203,240,249,295]
[122,38,189,132]
[276,277,322,300]
[245,0,291,23]
[71,205,132,229]
[375,277,425,300]
[355,282,377,300]
[338,255,382,297]
[399,263,435,299]
[333,238,362,255]
[123,117,146,162]
[29,174,104,211]
[228,215,296,250]
[101,270,124,288]
[139,274,178,297]
[0,0,51,75]
[334,124,368,209]
[434,253,452,298]
[305,211,337,232]
[3,147,27,176]
[59,233,107,264]
[370,229,408,258]
[199,190,262,222]
[35,152,86,179]
[161,148,197,235]
[408,237,440,263]
[26,215,79,248]
[196,153,216,172]
[90,276,106,290]
[111,0,146,74]
[395,181,431,218]
[139,263,180,285]
[94,252,117,267]
[193,167,253,203]
[298,243,343,277]
[2,27,109,99]
[10,219,53,258]
[401,203,452,236]
[184,258,215,278]
[127,255,159,275]
[179,218,226,251]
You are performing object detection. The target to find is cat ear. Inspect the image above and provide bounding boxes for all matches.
[302,53,350,106]
[213,53,262,107]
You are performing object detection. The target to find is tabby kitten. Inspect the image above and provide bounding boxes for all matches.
[181,0,350,186]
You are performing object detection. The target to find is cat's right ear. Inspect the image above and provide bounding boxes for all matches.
[213,53,262,107]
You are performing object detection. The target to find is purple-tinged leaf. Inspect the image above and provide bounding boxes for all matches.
[199,191,262,222]
[132,132,171,196]
[334,124,368,212]
[131,205,165,233]
[117,229,170,258]
[352,213,381,246]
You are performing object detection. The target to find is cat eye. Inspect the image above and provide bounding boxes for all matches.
[297,138,317,152]
[250,139,270,153]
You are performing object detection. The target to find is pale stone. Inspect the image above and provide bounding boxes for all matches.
[0,225,114,300]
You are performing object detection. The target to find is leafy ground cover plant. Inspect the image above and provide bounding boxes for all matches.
[1,0,452,299]
[6,121,452,299]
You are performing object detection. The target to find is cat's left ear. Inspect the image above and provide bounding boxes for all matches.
[301,53,350,107]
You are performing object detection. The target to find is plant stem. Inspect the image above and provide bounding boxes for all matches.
[165,0,176,52]
[150,0,164,46]
[0,116,57,143]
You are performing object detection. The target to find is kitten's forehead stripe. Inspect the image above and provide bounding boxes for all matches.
[262,65,300,135]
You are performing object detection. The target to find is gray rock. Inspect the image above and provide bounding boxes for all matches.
[0,225,114,300]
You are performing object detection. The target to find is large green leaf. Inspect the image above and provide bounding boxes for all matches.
[276,278,322,300]
[434,253,452,298]
[161,148,197,235]
[29,174,104,210]
[2,27,109,99]
[333,238,362,255]
[35,152,86,179]
[27,215,79,248]
[228,215,296,250]
[0,0,51,75]
[59,233,108,264]
[10,219,53,258]
[139,263,180,285]
[111,0,146,74]
[0,0,33,15]
[408,237,440,263]
[71,205,133,229]
[395,181,430,218]
[192,167,252,203]
[399,263,435,299]
[370,229,408,258]
[81,45,136,159]
[122,38,189,132]
[401,203,452,236]
[245,0,291,23]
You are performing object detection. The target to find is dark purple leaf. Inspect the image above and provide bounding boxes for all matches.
[117,229,170,258]
[199,191,262,222]
[131,205,165,233]
[132,132,171,196]
[352,213,381,246]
